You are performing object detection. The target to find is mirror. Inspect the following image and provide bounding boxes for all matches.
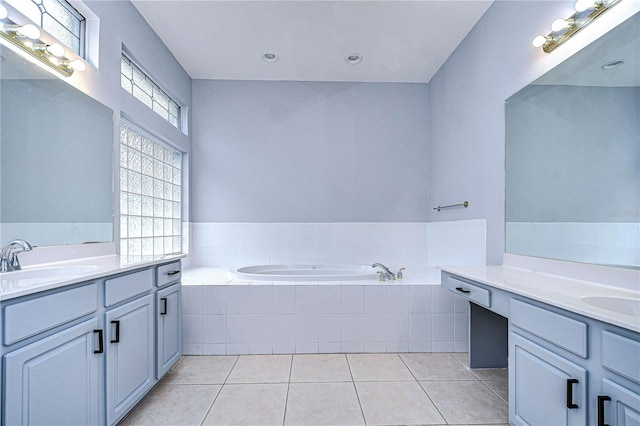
[0,44,114,247]
[505,12,639,269]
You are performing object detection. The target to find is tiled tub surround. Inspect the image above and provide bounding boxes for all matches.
[186,220,487,269]
[181,268,471,355]
[181,220,486,355]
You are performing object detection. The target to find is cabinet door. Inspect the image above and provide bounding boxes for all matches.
[105,294,155,425]
[510,332,587,426]
[600,379,640,426]
[3,319,102,425]
[157,283,181,378]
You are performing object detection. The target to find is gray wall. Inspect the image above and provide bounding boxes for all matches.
[191,80,430,222]
[427,0,602,264]
[506,85,640,223]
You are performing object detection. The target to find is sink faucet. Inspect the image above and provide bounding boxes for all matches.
[1,239,33,272]
[372,263,405,282]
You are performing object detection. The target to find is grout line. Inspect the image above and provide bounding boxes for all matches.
[199,355,240,426]
[282,354,294,426]
[345,353,368,424]
[398,352,450,425]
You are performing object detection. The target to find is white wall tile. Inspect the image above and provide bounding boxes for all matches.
[341,286,364,313]
[203,286,226,314]
[386,313,409,342]
[318,314,341,342]
[182,343,202,356]
[273,286,295,313]
[226,314,273,343]
[318,286,341,313]
[432,313,454,341]
[409,285,432,314]
[363,341,387,352]
[453,294,470,313]
[273,314,296,343]
[454,340,469,352]
[341,341,364,353]
[296,285,318,313]
[227,286,272,314]
[181,315,202,344]
[431,286,454,313]
[226,343,250,355]
[203,315,226,344]
[273,342,296,354]
[202,344,226,355]
[363,286,386,313]
[319,342,341,353]
[341,314,364,341]
[361,314,386,341]
[296,342,319,354]
[454,313,469,343]
[431,341,454,352]
[250,343,273,354]
[409,314,432,342]
[181,286,203,315]
[386,341,409,352]
[294,314,319,342]
[386,285,409,313]
[409,341,432,352]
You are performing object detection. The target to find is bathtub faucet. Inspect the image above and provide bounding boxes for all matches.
[371,263,404,282]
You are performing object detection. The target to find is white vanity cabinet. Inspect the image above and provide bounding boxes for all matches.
[0,259,182,426]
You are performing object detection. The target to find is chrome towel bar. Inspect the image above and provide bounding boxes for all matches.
[433,201,469,212]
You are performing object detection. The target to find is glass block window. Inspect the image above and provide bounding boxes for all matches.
[120,122,182,257]
[121,54,181,130]
[6,0,85,56]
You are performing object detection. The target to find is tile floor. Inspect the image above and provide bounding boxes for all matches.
[121,353,508,426]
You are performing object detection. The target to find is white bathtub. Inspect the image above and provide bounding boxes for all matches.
[234,264,378,282]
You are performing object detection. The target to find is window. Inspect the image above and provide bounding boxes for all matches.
[121,54,181,130]
[120,122,182,257]
[6,0,85,56]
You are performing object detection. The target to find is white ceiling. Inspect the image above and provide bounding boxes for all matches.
[131,1,493,83]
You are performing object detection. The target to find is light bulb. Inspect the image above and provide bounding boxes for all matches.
[532,35,548,48]
[69,59,85,71]
[0,4,8,20]
[46,43,65,57]
[575,0,596,12]
[551,19,569,32]
[18,24,40,40]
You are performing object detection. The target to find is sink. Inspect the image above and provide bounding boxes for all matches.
[580,296,640,317]
[0,266,102,288]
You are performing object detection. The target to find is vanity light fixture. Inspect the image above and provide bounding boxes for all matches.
[532,0,621,53]
[0,4,85,77]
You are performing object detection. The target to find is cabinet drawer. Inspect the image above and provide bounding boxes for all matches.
[602,331,640,384]
[156,261,181,287]
[444,276,491,308]
[105,268,153,307]
[510,299,588,358]
[3,283,97,345]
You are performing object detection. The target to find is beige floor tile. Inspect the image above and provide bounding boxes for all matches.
[452,352,469,367]
[420,380,509,425]
[471,368,508,381]
[355,381,446,425]
[120,384,221,425]
[400,353,477,380]
[226,354,292,383]
[202,383,288,426]
[347,354,414,381]
[162,356,238,384]
[484,379,508,403]
[290,354,352,382]
[285,382,365,425]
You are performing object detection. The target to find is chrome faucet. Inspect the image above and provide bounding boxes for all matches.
[1,239,33,272]
[371,263,405,282]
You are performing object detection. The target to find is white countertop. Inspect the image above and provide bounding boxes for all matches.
[440,265,640,333]
[0,254,185,301]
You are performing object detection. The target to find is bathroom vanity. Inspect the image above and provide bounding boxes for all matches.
[0,256,183,426]
[440,265,640,426]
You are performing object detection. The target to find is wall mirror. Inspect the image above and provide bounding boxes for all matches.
[505,12,639,269]
[0,44,114,247]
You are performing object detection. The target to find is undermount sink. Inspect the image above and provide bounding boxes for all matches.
[580,296,640,317]
[0,265,102,287]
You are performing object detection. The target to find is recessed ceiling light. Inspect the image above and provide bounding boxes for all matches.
[345,53,363,65]
[601,59,624,70]
[262,53,279,63]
